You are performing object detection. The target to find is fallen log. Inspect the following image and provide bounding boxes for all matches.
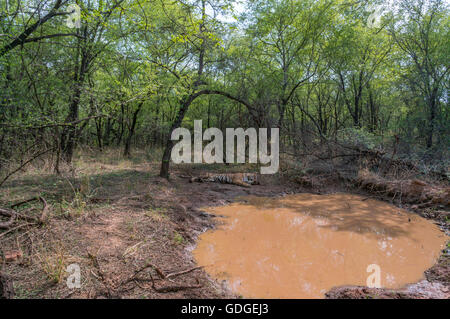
[297,139,449,181]
[355,170,450,209]
[0,209,16,229]
[0,197,49,231]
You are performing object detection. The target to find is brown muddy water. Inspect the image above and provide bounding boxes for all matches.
[193,193,448,299]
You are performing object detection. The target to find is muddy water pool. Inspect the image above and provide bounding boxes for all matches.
[193,193,448,298]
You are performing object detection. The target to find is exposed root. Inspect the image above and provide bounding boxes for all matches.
[116,262,204,295]
[0,222,36,239]
[87,250,117,298]
[166,266,204,279]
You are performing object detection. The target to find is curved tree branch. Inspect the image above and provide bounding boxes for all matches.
[0,0,73,56]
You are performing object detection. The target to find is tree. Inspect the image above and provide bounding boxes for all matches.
[145,0,252,178]
[245,0,332,130]
[58,0,126,166]
[0,0,79,57]
[390,0,449,148]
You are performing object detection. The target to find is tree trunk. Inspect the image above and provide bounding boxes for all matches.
[159,88,253,178]
[159,97,194,178]
[59,33,89,164]
[117,103,125,146]
[426,88,438,149]
[95,117,103,151]
[60,86,82,163]
[123,103,143,157]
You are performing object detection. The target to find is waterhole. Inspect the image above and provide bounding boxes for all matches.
[193,193,448,298]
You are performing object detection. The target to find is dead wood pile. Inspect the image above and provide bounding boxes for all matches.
[356,169,450,209]
[0,197,49,231]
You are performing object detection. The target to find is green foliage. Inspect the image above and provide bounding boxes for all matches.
[0,0,448,176]
[338,127,382,150]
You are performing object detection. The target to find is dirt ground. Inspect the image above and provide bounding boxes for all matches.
[0,150,448,299]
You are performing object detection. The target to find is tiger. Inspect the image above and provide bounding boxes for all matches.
[189,173,260,188]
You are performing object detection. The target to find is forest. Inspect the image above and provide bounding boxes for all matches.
[0,0,448,300]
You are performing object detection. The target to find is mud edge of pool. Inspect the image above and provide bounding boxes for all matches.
[325,245,449,299]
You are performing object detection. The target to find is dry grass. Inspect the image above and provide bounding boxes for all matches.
[0,147,243,299]
[36,244,68,285]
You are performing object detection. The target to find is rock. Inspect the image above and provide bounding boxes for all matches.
[4,250,23,263]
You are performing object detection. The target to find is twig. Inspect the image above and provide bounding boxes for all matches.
[124,262,167,283]
[0,223,36,239]
[0,208,37,223]
[8,197,49,225]
[0,115,107,130]
[87,250,116,298]
[0,147,56,187]
[118,262,206,293]
[151,277,202,293]
[166,266,204,279]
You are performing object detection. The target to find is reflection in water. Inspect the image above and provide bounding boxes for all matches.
[193,193,448,299]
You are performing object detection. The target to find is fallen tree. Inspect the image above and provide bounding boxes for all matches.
[0,197,49,232]
[355,169,450,209]
[286,130,449,182]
